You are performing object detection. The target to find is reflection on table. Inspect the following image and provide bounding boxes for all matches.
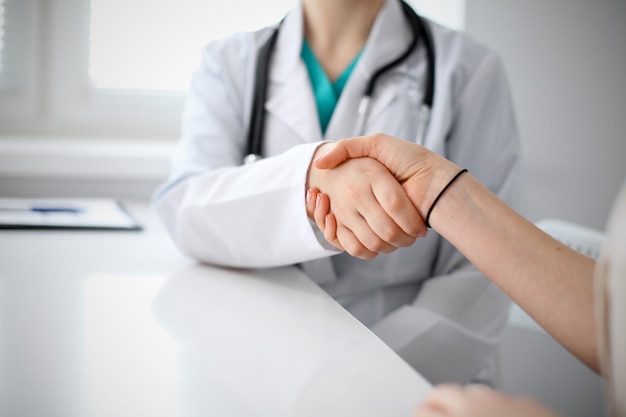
[0,203,431,417]
[151,264,432,417]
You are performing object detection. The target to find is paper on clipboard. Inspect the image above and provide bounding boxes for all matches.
[0,198,142,231]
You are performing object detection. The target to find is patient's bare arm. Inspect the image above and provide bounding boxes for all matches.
[312,134,599,373]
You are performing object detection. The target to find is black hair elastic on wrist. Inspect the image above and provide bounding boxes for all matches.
[425,168,468,228]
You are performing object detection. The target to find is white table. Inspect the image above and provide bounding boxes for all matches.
[0,202,431,417]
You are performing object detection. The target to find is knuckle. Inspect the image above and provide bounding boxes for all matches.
[372,132,385,142]
[377,223,401,243]
[376,222,415,248]
[379,245,398,255]
[359,251,378,260]
[345,242,374,259]
[331,241,343,251]
[366,238,386,253]
[382,191,404,213]
[345,186,362,202]
[345,241,364,256]
[407,223,423,238]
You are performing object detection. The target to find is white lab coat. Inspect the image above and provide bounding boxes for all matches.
[154,0,521,385]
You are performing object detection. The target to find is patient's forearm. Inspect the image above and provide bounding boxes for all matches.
[314,134,599,372]
[429,173,598,372]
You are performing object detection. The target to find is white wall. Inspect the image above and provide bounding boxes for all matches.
[464,2,625,415]
[465,0,626,231]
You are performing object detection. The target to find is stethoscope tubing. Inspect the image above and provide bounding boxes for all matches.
[245,0,435,163]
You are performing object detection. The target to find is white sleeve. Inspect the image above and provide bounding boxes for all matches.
[154,142,339,268]
[152,36,337,268]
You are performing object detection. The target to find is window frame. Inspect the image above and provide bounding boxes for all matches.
[0,0,185,138]
[0,0,465,198]
[0,0,42,133]
[0,0,465,139]
[47,0,184,138]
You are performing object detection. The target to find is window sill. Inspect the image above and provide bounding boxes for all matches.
[0,136,177,200]
[0,136,175,181]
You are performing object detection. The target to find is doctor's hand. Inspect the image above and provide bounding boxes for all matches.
[414,384,563,417]
[306,143,425,259]
[314,134,462,222]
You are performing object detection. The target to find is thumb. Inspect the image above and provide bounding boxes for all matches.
[314,136,379,169]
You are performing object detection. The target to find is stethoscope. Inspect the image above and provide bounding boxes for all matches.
[244,0,435,164]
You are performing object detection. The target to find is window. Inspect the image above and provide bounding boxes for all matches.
[0,0,297,138]
[411,0,465,31]
[0,0,40,130]
[87,0,464,93]
[0,0,465,139]
[88,0,296,92]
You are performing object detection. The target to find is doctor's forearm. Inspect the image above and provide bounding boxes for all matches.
[156,144,339,267]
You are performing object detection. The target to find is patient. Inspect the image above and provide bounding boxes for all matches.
[307,133,625,417]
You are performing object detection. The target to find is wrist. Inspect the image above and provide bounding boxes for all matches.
[425,168,468,227]
[423,156,464,221]
[306,142,335,191]
[403,153,462,219]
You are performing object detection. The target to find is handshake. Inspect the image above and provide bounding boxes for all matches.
[307,137,605,417]
[305,133,467,259]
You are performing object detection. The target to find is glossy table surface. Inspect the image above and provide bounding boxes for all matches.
[0,202,431,417]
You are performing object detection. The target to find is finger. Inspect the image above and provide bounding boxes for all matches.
[371,175,428,239]
[312,188,391,255]
[344,211,399,254]
[314,192,330,231]
[306,188,319,220]
[465,383,495,396]
[336,225,378,259]
[414,407,446,417]
[314,136,380,169]
[330,165,405,252]
[345,174,420,247]
[323,213,344,251]
[356,203,414,249]
[420,385,468,413]
[314,194,344,251]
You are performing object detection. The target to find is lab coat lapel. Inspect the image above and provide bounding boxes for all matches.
[265,3,322,145]
[264,4,335,286]
[266,69,322,144]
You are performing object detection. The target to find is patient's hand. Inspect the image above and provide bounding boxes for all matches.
[414,384,563,417]
[307,143,424,259]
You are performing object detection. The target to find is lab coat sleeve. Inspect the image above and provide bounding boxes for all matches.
[155,144,340,268]
[152,35,338,268]
[371,52,521,385]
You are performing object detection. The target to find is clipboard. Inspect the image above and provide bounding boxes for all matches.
[0,198,143,231]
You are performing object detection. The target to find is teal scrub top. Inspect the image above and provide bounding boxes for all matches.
[301,41,362,134]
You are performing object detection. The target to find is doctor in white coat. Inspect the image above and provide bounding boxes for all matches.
[153,0,521,385]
